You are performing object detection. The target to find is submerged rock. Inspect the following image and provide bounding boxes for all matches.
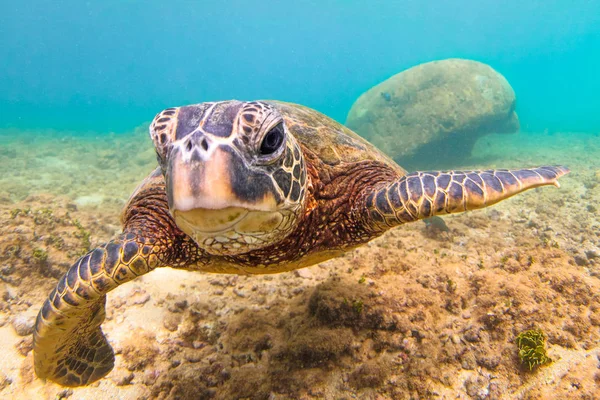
[11,314,35,336]
[346,58,519,167]
[0,374,12,391]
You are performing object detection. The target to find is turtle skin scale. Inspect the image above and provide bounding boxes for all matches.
[33,100,569,386]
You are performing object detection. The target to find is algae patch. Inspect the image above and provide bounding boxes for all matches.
[516,328,552,371]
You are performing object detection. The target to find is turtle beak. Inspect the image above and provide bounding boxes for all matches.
[165,137,281,216]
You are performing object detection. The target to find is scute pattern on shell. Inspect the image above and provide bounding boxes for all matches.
[270,101,406,175]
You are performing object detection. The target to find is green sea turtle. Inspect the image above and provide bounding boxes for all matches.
[33,100,568,386]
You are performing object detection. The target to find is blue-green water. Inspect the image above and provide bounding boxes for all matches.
[1,1,599,133]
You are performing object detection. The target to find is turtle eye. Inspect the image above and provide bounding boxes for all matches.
[259,123,285,155]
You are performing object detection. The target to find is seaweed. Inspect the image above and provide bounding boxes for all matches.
[33,208,56,226]
[10,208,30,219]
[516,329,552,371]
[352,299,364,314]
[341,298,364,315]
[71,218,91,255]
[446,278,457,293]
[46,234,65,250]
[32,248,48,263]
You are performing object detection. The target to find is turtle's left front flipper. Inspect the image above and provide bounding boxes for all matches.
[364,166,569,230]
[33,231,161,387]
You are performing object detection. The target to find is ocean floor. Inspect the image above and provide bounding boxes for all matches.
[0,126,599,399]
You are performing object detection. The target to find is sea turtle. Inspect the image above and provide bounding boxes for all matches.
[33,100,568,386]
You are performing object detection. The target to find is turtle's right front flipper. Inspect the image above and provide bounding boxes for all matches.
[363,165,569,230]
[33,231,160,387]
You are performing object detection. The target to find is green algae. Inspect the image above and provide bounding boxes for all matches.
[32,248,48,263]
[516,329,552,371]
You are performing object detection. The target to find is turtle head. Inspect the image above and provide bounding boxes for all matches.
[149,101,307,255]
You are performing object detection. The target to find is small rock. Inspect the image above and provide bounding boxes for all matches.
[0,373,12,391]
[586,250,599,260]
[111,370,134,386]
[464,327,481,343]
[192,341,205,350]
[129,292,150,306]
[208,277,228,287]
[140,369,160,386]
[2,284,18,301]
[294,269,313,279]
[110,296,126,309]
[574,255,589,266]
[464,376,489,398]
[451,334,461,344]
[19,357,34,385]
[56,389,73,399]
[12,314,35,336]
[16,336,33,356]
[163,314,181,332]
[0,265,14,278]
[461,351,477,370]
[477,354,501,370]
[184,351,202,363]
[167,299,188,313]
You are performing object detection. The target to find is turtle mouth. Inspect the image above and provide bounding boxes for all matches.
[173,207,249,235]
[172,206,292,255]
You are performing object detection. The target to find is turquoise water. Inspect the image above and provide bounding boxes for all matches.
[1,1,599,133]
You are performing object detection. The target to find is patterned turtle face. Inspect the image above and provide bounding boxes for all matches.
[149,101,307,255]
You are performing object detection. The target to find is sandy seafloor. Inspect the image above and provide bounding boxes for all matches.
[0,126,599,400]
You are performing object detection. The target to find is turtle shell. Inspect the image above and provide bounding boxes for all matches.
[269,101,406,176]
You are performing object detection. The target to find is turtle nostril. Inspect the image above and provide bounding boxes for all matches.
[200,138,209,151]
[186,141,193,152]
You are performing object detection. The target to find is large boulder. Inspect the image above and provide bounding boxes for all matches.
[346,59,519,166]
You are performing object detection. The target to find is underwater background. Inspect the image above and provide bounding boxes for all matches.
[1,0,600,133]
[1,1,600,399]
